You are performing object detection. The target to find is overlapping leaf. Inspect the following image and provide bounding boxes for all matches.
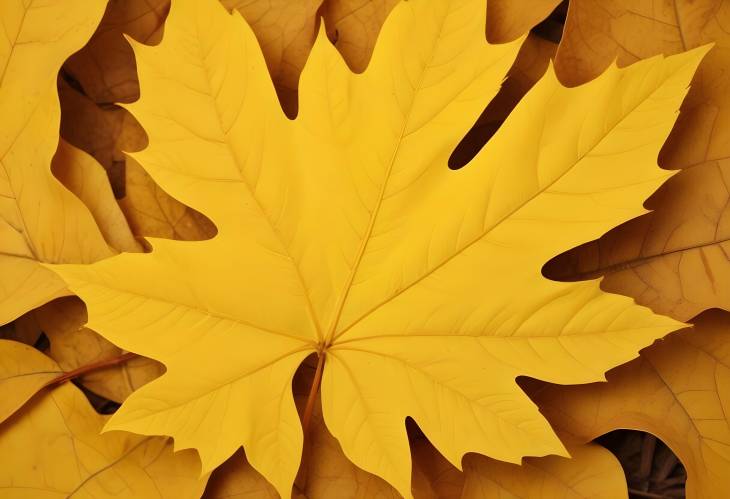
[0,0,115,325]
[546,0,730,321]
[461,444,628,498]
[0,340,206,498]
[529,310,730,498]
[50,0,705,495]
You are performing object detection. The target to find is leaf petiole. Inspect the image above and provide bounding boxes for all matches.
[43,351,138,389]
[301,350,326,435]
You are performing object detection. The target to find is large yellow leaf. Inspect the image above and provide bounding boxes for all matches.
[0,344,207,498]
[545,0,730,321]
[51,0,704,495]
[0,0,112,325]
[529,310,730,498]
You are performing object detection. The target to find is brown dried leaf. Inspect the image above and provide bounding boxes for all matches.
[528,310,730,498]
[63,0,169,104]
[59,77,148,196]
[120,157,217,240]
[409,438,464,499]
[0,309,42,346]
[322,0,399,72]
[223,0,323,116]
[486,0,563,43]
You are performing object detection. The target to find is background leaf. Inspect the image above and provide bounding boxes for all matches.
[0,0,113,325]
[546,0,730,321]
[462,443,628,499]
[529,310,730,498]
[0,367,206,497]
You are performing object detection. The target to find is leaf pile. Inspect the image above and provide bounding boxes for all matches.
[0,1,728,498]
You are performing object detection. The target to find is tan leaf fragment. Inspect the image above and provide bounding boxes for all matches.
[59,0,168,196]
[486,0,563,43]
[409,438,465,499]
[63,0,169,104]
[322,0,400,72]
[555,0,689,86]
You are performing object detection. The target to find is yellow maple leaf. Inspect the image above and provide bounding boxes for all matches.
[50,0,706,496]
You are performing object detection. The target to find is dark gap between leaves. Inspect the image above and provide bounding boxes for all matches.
[596,429,686,499]
[32,331,50,352]
[448,0,567,170]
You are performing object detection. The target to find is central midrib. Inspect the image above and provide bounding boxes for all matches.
[322,3,452,345]
[191,19,325,341]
